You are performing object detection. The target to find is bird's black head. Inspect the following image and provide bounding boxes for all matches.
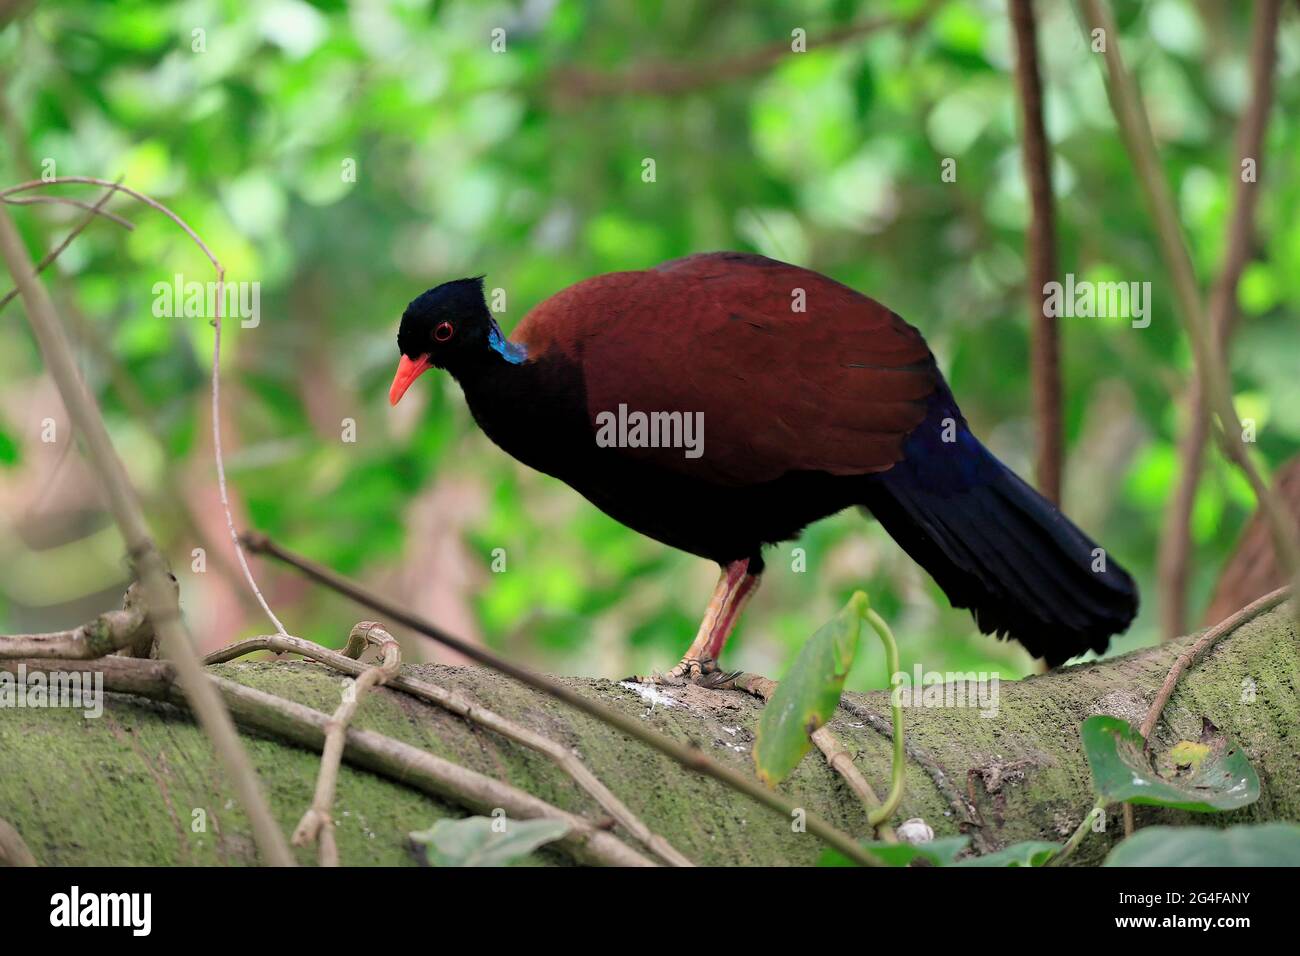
[390,276,493,405]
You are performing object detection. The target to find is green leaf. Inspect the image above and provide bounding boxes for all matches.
[1080,715,1259,812]
[409,816,570,867]
[754,592,868,786]
[819,836,970,867]
[955,841,1061,867]
[1105,824,1300,867]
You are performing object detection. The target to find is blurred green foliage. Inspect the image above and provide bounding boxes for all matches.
[2,0,1297,688]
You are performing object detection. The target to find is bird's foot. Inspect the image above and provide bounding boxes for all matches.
[626,655,742,688]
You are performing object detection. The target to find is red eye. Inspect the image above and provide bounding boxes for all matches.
[434,321,454,342]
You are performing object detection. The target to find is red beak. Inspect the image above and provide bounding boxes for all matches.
[389,354,433,406]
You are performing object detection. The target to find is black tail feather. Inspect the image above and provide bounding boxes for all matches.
[862,449,1138,667]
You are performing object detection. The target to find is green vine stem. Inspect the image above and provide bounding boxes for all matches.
[864,607,905,828]
[1051,798,1108,866]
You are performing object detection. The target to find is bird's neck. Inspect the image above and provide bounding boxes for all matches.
[446,317,527,389]
[450,330,590,477]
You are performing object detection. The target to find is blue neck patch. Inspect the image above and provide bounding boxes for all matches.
[488,323,527,365]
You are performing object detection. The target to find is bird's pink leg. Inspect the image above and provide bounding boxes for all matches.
[634,559,761,685]
[702,568,760,663]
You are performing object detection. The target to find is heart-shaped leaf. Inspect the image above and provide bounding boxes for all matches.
[954,840,1061,867]
[410,816,570,867]
[754,592,867,787]
[1080,715,1259,812]
[1105,824,1300,867]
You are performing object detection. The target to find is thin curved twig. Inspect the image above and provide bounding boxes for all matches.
[724,671,898,842]
[837,697,993,854]
[0,182,131,312]
[3,194,135,230]
[0,176,289,637]
[1139,585,1289,742]
[205,631,696,866]
[292,622,401,865]
[0,197,294,866]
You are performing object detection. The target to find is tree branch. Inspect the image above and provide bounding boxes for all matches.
[1078,0,1300,627]
[0,176,292,638]
[204,631,695,866]
[0,201,295,867]
[6,595,1295,865]
[239,531,884,867]
[2,655,656,867]
[0,582,151,660]
[291,622,401,866]
[1157,0,1283,640]
[1139,584,1289,742]
[1009,0,1062,506]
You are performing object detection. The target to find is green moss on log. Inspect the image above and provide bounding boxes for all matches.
[1,602,1295,865]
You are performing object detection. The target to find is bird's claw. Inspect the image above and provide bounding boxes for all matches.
[627,655,735,688]
[698,669,744,690]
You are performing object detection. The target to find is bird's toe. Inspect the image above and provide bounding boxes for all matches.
[623,670,686,687]
[625,655,724,687]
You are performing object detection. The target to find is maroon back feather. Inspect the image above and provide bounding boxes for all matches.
[512,252,937,486]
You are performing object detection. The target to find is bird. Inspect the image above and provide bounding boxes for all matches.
[389,252,1138,679]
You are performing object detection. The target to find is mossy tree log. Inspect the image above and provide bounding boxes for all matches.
[1,601,1296,866]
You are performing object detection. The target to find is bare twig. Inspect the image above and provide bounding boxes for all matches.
[205,631,695,866]
[0,157,250,597]
[0,583,151,659]
[291,622,401,866]
[1139,585,1289,742]
[1078,0,1300,622]
[812,728,897,842]
[0,177,290,637]
[1158,0,1283,640]
[2,194,135,230]
[727,671,897,842]
[239,531,884,866]
[1,656,655,867]
[837,697,992,853]
[1009,0,1062,505]
[0,182,130,312]
[0,198,294,867]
